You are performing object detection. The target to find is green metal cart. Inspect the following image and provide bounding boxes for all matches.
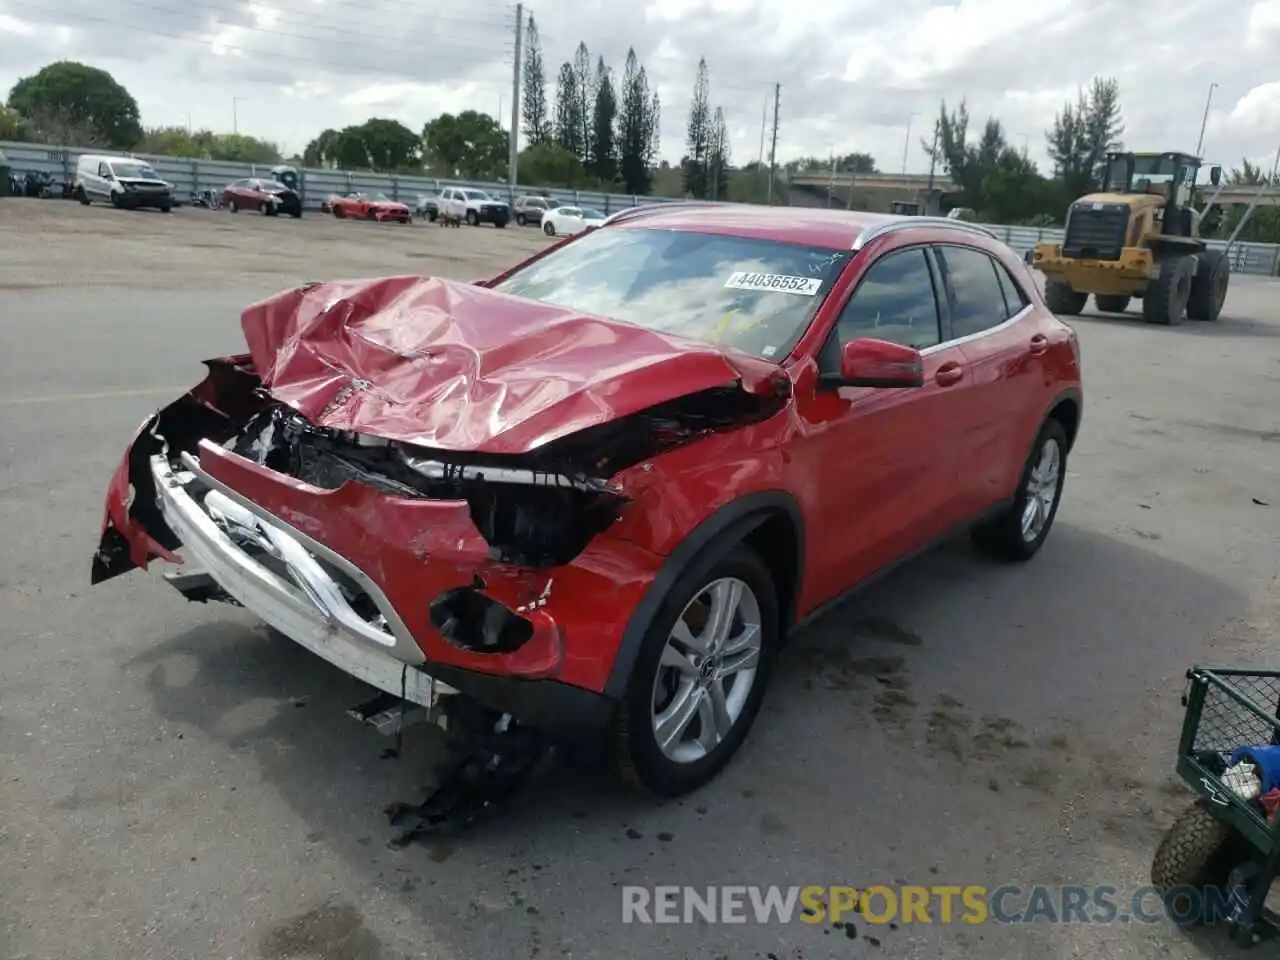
[1153,666,1280,947]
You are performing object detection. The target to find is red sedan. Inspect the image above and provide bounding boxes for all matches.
[90,206,1081,801]
[329,191,411,223]
[220,177,303,217]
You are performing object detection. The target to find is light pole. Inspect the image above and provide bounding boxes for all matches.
[902,111,920,175]
[1195,82,1217,158]
[232,97,245,135]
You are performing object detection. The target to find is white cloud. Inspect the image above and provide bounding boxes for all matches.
[0,0,1274,180]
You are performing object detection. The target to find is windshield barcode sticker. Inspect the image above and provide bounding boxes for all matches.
[724,272,822,296]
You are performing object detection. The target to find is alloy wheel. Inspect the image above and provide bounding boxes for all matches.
[1021,436,1062,542]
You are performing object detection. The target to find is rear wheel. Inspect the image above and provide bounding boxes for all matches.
[971,418,1068,562]
[1044,280,1087,316]
[610,546,779,797]
[1187,249,1228,322]
[1152,800,1254,926]
[1093,294,1130,313]
[1142,254,1194,325]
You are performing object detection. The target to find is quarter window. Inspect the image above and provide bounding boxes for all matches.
[936,245,1015,339]
[992,259,1029,319]
[834,247,942,350]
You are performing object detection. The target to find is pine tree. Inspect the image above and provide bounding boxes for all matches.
[573,42,593,165]
[553,62,583,159]
[520,14,549,145]
[1046,77,1124,197]
[706,106,730,200]
[682,58,711,198]
[617,48,654,195]
[590,57,617,182]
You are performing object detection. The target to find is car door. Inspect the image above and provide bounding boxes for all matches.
[800,245,972,602]
[932,243,1043,514]
[93,161,112,199]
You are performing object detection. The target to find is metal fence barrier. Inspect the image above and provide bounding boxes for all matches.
[3,139,1278,276]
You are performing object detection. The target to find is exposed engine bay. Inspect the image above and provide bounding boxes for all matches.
[219,379,784,568]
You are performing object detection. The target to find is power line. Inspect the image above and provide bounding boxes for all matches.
[79,0,516,57]
[7,1,512,82]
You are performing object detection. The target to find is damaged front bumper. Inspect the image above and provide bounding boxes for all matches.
[151,449,452,708]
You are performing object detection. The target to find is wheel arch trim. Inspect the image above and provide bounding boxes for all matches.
[602,491,806,699]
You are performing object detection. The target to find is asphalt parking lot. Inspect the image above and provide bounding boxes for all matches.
[1,199,1279,960]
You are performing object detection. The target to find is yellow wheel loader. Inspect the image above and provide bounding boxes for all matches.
[1030,152,1231,325]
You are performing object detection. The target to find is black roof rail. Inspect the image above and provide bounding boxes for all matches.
[851,216,999,251]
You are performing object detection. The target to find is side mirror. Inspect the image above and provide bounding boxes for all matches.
[1210,165,1222,187]
[823,337,924,389]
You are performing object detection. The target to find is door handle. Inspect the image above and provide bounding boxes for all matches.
[1029,334,1049,356]
[935,362,964,386]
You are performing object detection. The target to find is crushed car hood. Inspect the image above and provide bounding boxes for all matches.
[240,275,785,455]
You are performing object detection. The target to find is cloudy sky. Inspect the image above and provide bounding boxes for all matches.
[1,0,1278,178]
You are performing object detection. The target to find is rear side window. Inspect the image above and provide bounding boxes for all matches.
[935,245,1014,339]
[834,247,942,350]
[993,260,1029,318]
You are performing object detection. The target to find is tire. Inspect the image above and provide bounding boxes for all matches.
[1142,255,1194,325]
[76,186,89,206]
[260,202,271,216]
[1044,280,1087,316]
[110,192,123,209]
[971,418,1068,562]
[495,220,507,229]
[610,545,780,797]
[428,209,437,222]
[1093,294,1130,313]
[466,210,480,226]
[289,211,302,219]
[333,206,345,219]
[516,213,526,226]
[1187,249,1228,322]
[366,209,378,221]
[544,221,556,237]
[1151,800,1252,926]
[227,200,238,214]
[160,205,171,214]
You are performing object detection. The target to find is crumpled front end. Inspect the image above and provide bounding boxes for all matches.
[91,276,791,729]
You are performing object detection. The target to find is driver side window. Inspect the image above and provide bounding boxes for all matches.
[835,247,942,350]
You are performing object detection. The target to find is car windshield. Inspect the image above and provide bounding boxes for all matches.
[491,226,850,361]
[465,190,490,200]
[580,208,605,220]
[113,162,158,179]
[372,193,392,202]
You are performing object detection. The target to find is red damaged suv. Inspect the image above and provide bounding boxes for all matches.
[91,204,1082,798]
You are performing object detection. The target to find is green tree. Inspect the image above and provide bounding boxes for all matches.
[137,126,203,157]
[353,118,421,171]
[1045,77,1124,198]
[7,61,143,148]
[706,107,730,201]
[553,62,584,159]
[573,42,593,163]
[423,110,508,179]
[0,105,31,141]
[616,48,654,195]
[302,128,343,168]
[520,14,550,145]
[519,141,586,187]
[682,58,711,198]
[590,57,617,182]
[204,132,282,164]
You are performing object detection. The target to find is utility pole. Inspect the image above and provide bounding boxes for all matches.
[232,97,244,135]
[901,111,919,175]
[508,3,523,201]
[926,120,939,191]
[1195,81,1217,158]
[766,83,780,204]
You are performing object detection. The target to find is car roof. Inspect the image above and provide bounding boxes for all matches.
[605,203,997,252]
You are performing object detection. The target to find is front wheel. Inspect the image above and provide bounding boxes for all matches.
[332,206,345,219]
[466,210,480,226]
[227,199,239,214]
[1142,255,1194,325]
[610,546,779,797]
[76,186,89,206]
[516,213,526,226]
[971,418,1068,562]
[543,221,556,237]
[1152,800,1253,926]
[1187,249,1228,322]
[1044,280,1087,316]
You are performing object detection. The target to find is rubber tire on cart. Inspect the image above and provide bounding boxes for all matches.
[544,221,556,237]
[466,210,480,227]
[1151,799,1255,926]
[1186,249,1228,322]
[610,545,779,797]
[76,186,89,206]
[1044,280,1087,316]
[227,199,239,213]
[1094,294,1130,313]
[1142,254,1194,325]
[971,418,1068,562]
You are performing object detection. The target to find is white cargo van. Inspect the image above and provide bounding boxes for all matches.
[74,154,173,211]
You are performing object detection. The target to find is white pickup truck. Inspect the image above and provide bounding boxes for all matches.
[437,187,510,228]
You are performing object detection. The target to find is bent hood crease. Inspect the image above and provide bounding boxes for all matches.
[240,275,783,456]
